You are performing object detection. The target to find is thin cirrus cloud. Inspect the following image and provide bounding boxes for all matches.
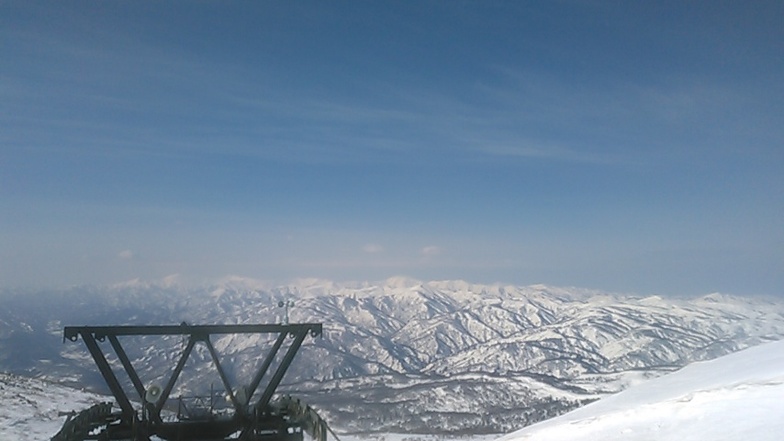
[478,143,624,165]
[117,250,134,260]
[362,244,384,254]
[4,20,660,170]
[420,246,441,257]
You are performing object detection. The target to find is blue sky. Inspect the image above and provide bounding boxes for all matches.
[2,1,783,295]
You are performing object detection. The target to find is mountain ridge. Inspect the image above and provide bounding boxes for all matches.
[1,278,782,433]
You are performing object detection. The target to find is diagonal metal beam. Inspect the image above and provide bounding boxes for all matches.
[256,328,309,410]
[81,331,135,418]
[155,336,197,417]
[245,332,288,406]
[203,336,242,412]
[108,334,146,402]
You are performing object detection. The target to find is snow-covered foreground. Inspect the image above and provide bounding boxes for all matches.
[0,372,107,440]
[499,338,784,441]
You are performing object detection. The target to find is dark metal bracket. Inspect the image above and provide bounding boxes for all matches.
[63,323,323,423]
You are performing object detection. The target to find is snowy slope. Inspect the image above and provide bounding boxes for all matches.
[498,338,784,441]
[0,372,108,440]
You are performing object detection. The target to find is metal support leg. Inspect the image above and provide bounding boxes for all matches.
[256,328,309,409]
[204,336,243,412]
[155,336,196,419]
[245,332,288,406]
[108,335,146,402]
[81,332,135,418]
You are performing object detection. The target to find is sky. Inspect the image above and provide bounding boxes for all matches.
[1,1,783,295]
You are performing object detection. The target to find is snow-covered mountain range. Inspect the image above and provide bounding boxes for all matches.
[1,277,783,434]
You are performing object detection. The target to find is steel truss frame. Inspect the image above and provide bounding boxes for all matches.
[63,323,322,441]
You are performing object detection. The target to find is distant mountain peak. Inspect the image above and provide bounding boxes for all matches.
[3,280,784,434]
[383,276,423,289]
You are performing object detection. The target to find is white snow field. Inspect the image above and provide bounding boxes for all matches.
[498,338,784,441]
[0,372,108,440]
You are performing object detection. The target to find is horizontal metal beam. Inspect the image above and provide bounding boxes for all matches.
[64,323,322,341]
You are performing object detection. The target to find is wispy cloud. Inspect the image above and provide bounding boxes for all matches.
[420,246,441,257]
[479,142,624,165]
[2,21,653,169]
[117,249,134,260]
[362,243,384,254]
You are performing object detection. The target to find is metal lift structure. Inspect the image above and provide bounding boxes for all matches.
[51,323,334,441]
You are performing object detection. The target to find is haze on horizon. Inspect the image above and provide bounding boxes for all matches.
[2,1,782,296]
